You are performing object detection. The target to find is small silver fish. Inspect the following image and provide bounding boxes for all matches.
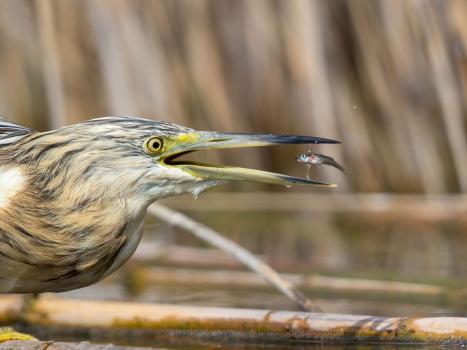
[296,153,346,174]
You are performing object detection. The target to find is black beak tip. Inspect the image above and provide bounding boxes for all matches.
[320,138,341,144]
[301,136,340,144]
[284,135,341,145]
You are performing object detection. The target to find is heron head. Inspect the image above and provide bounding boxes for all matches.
[17,117,339,208]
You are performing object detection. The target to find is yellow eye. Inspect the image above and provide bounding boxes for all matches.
[144,136,164,154]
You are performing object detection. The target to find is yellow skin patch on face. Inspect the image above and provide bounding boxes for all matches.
[173,133,200,144]
[154,133,201,159]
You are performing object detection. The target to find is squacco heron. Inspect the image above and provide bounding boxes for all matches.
[0,116,339,340]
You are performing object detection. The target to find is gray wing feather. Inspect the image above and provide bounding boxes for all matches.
[0,117,33,146]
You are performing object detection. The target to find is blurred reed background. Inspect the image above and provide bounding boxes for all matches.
[0,0,466,194]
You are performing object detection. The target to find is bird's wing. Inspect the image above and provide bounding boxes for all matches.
[0,117,33,146]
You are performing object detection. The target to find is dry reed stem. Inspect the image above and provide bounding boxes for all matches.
[0,296,466,344]
[36,0,67,129]
[0,341,153,350]
[123,266,447,297]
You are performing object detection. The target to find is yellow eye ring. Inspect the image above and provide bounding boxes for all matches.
[144,136,164,154]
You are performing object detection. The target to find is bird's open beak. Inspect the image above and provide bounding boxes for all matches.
[160,131,340,187]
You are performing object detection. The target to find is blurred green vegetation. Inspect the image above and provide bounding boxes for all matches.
[0,0,466,193]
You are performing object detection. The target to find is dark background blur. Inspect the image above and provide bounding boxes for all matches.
[1,0,466,194]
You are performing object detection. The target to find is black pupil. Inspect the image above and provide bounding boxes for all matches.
[151,140,160,149]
